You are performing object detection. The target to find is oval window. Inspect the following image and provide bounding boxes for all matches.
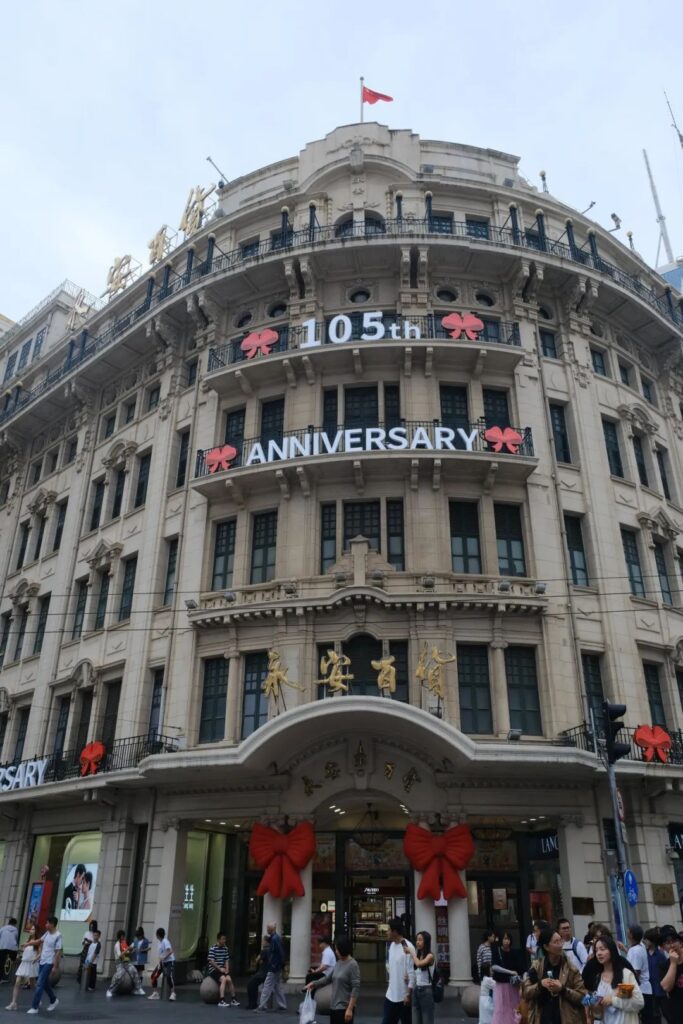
[269,303,288,318]
[236,312,252,328]
[436,288,457,303]
[475,291,495,307]
[350,289,370,304]
[538,306,553,321]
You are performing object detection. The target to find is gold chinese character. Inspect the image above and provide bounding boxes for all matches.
[104,255,135,298]
[384,761,395,780]
[415,644,455,700]
[179,184,216,237]
[262,649,302,713]
[371,654,397,695]
[148,224,171,266]
[402,767,420,793]
[318,650,353,694]
[324,761,340,780]
[302,776,321,797]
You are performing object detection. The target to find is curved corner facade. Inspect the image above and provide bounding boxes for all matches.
[0,123,682,982]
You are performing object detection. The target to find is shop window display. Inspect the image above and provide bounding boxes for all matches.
[23,832,101,954]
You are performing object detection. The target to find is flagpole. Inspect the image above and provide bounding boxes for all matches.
[360,76,364,123]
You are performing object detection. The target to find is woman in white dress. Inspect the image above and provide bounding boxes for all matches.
[589,935,644,1024]
[5,926,41,1010]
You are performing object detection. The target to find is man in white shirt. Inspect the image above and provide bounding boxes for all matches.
[305,936,336,985]
[0,918,19,984]
[28,915,61,1014]
[557,919,588,972]
[383,917,415,1024]
[627,924,652,1020]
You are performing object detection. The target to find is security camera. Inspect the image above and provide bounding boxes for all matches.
[611,213,622,229]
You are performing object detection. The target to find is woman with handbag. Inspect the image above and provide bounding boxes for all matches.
[584,935,643,1023]
[408,931,436,1024]
[521,926,586,1024]
[491,931,524,1024]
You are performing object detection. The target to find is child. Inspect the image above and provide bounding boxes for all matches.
[131,927,150,978]
[5,926,41,1010]
[479,964,496,1024]
[106,930,145,998]
[85,930,101,991]
[148,928,176,1001]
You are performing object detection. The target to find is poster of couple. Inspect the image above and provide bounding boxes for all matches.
[59,863,98,922]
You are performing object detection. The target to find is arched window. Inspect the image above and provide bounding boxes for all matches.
[335,215,355,238]
[364,212,385,236]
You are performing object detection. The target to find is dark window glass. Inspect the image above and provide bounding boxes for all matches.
[101,680,121,751]
[329,634,409,702]
[53,696,70,757]
[505,647,542,735]
[13,608,28,661]
[33,515,46,561]
[17,339,32,369]
[495,504,526,577]
[621,528,645,597]
[465,217,490,239]
[225,407,246,467]
[677,668,683,713]
[125,400,136,423]
[46,450,58,474]
[72,580,88,639]
[271,226,294,250]
[33,594,50,654]
[643,662,666,728]
[94,571,110,630]
[0,480,9,506]
[323,390,338,435]
[134,452,151,508]
[431,213,454,234]
[53,500,67,551]
[602,420,624,478]
[632,435,649,487]
[656,449,671,500]
[344,501,380,552]
[163,538,178,605]
[3,351,17,383]
[111,469,125,519]
[74,689,93,752]
[212,520,236,590]
[387,500,405,571]
[642,378,655,405]
[13,707,30,762]
[242,652,269,738]
[483,388,510,428]
[250,511,278,583]
[260,398,284,447]
[118,556,137,621]
[33,328,46,361]
[0,713,7,760]
[147,386,160,412]
[450,502,481,573]
[148,668,164,740]
[31,460,43,485]
[591,348,608,376]
[176,431,190,488]
[103,414,116,439]
[654,543,673,605]
[549,404,571,463]
[458,645,492,734]
[320,504,337,573]
[344,387,378,429]
[16,521,30,570]
[619,363,631,387]
[186,360,198,387]
[199,657,228,744]
[384,384,401,429]
[540,330,557,358]
[65,438,78,464]
[440,385,470,448]
[0,613,11,668]
[565,514,589,586]
[90,479,105,530]
[240,240,259,259]
[582,653,605,728]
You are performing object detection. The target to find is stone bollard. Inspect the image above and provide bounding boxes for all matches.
[200,976,220,1004]
[460,983,481,1018]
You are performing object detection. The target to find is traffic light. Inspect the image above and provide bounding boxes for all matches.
[603,701,630,765]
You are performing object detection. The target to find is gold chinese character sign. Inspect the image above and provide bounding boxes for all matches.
[318,650,353,694]
[262,649,302,714]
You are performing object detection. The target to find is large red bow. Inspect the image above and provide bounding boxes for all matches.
[441,313,484,340]
[484,426,523,453]
[249,822,316,898]
[403,823,475,900]
[241,329,279,360]
[206,444,238,473]
[80,741,106,776]
[634,724,671,763]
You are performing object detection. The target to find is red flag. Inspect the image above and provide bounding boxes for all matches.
[362,85,393,105]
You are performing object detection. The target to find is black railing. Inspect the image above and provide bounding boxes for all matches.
[0,733,179,787]
[194,420,534,478]
[2,217,680,431]
[556,723,683,766]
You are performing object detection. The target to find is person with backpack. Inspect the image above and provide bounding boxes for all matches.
[407,931,435,1024]
[558,919,588,972]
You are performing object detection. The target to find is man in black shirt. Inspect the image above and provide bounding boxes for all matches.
[62,864,86,910]
[659,926,683,1024]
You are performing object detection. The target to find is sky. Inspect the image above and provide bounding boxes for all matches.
[1,0,683,321]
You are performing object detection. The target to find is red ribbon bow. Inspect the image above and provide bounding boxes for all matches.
[633,724,671,763]
[249,821,316,898]
[206,444,238,473]
[403,823,475,900]
[441,312,485,340]
[79,741,106,777]
[241,329,280,360]
[484,426,523,453]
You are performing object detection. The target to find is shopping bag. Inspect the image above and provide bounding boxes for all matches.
[299,990,316,1024]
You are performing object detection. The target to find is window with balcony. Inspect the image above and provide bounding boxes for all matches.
[0,612,11,668]
[163,538,178,605]
[93,571,110,630]
[323,390,338,436]
[250,511,277,583]
[483,388,510,428]
[384,384,401,430]
[495,504,526,577]
[643,662,666,727]
[581,653,605,728]
[240,238,260,259]
[111,469,125,520]
[387,499,405,571]
[175,430,190,488]
[641,377,656,405]
[52,695,70,757]
[619,362,632,387]
[430,212,454,234]
[225,407,246,466]
[440,385,470,449]
[655,448,672,501]
[344,387,378,429]
[52,499,67,552]
[505,646,542,735]
[72,580,88,640]
[13,607,28,661]
[101,680,121,751]
[16,521,30,570]
[328,634,409,701]
[320,504,337,573]
[90,479,105,531]
[621,528,645,598]
[270,225,294,250]
[213,520,236,590]
[654,542,673,605]
[549,404,571,463]
[199,657,228,744]
[564,514,589,586]
[260,398,284,448]
[13,707,30,762]
[33,514,46,561]
[591,347,609,376]
[148,667,164,740]
[242,652,269,738]
[465,216,490,239]
[74,689,93,752]
[450,501,481,574]
[134,452,151,508]
[458,645,492,734]
[602,420,624,478]
[632,434,649,487]
[364,212,385,235]
[33,594,50,654]
[540,329,557,358]
[118,556,138,621]
[344,501,380,552]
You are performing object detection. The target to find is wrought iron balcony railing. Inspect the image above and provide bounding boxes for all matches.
[194,419,534,478]
[556,723,683,766]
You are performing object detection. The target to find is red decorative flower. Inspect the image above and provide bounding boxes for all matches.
[80,741,106,777]
[484,426,523,453]
[206,444,238,473]
[403,823,475,900]
[633,724,671,763]
[240,328,280,359]
[441,312,485,340]
[249,821,316,899]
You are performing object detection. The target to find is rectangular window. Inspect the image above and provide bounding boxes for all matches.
[320,504,337,573]
[65,437,78,464]
[225,407,246,467]
[32,327,46,361]
[260,397,284,447]
[619,362,632,387]
[242,652,269,738]
[3,351,17,383]
[677,668,683,713]
[654,542,673,605]
[0,713,7,760]
[591,348,608,376]
[94,571,110,630]
[505,646,542,735]
[250,510,278,583]
[103,413,116,439]
[13,707,30,762]
[483,388,510,428]
[212,520,236,590]
[72,580,88,640]
[53,696,70,757]
[621,528,645,597]
[134,452,151,508]
[74,689,93,752]
[118,556,137,621]
[386,499,405,571]
[52,500,67,551]
[641,377,656,405]
[16,521,30,570]
[240,238,260,259]
[110,469,125,520]
[602,420,624,478]
[90,479,105,531]
[540,329,557,358]
[565,514,589,586]
[450,501,481,573]
[643,662,666,728]
[125,400,136,424]
[323,390,338,435]
[465,216,490,239]
[199,657,228,744]
[549,404,571,463]
[0,612,11,668]
[17,339,32,370]
[458,645,492,734]
[33,594,50,654]
[343,501,380,552]
[13,608,28,661]
[632,434,649,487]
[46,450,58,475]
[175,431,190,488]
[344,386,378,429]
[495,504,526,577]
[33,515,46,561]
[147,385,160,412]
[163,538,178,604]
[148,667,164,740]
[185,359,198,388]
[384,384,401,429]
[430,212,454,234]
[440,385,470,447]
[31,460,42,486]
[582,653,605,728]
[101,680,121,751]
[656,448,672,501]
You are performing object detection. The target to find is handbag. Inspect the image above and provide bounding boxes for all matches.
[429,965,444,1004]
[299,990,316,1024]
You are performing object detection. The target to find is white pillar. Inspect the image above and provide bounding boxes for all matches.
[262,892,283,934]
[288,861,313,985]
[413,871,437,939]
[447,887,471,987]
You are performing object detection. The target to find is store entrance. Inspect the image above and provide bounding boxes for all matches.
[468,875,522,951]
[346,872,412,983]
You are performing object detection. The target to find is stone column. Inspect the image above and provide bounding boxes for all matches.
[557,815,593,939]
[447,891,471,987]
[262,892,283,934]
[225,652,241,743]
[413,871,437,939]
[288,860,313,985]
[489,640,510,737]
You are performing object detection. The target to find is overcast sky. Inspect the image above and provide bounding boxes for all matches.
[1,0,682,321]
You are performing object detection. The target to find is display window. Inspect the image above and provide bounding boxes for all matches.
[23,831,101,954]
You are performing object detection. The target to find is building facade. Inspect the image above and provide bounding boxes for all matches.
[1,124,683,984]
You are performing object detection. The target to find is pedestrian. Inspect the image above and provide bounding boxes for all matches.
[207,931,239,1007]
[131,927,150,978]
[585,934,644,1022]
[521,925,586,1024]
[478,965,495,1024]
[106,929,145,998]
[626,925,652,1023]
[407,930,435,1024]
[257,922,287,1012]
[84,930,101,991]
[307,933,360,1024]
[643,928,668,1023]
[247,935,270,1010]
[148,927,176,1001]
[0,917,19,984]
[557,919,588,973]
[583,924,614,992]
[26,915,62,1015]
[526,922,539,964]
[491,931,523,1024]
[305,935,336,985]
[658,926,683,1024]
[476,929,497,983]
[76,920,98,985]
[5,925,41,1010]
[381,916,415,1024]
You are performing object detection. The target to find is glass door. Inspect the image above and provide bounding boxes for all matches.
[468,875,521,955]
[346,873,411,983]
